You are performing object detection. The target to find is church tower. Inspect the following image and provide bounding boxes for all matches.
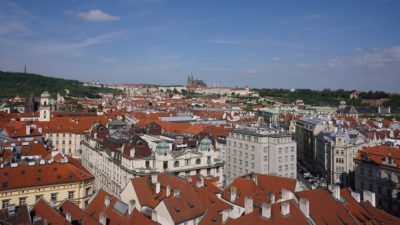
[39,91,51,121]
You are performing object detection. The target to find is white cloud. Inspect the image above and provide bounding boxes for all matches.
[355,47,363,53]
[354,45,400,69]
[305,14,322,20]
[75,9,120,22]
[328,58,343,68]
[272,56,281,61]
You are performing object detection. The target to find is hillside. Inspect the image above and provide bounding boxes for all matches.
[0,71,121,98]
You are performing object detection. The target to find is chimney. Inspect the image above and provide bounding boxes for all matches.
[156,182,160,194]
[26,125,31,135]
[230,186,237,202]
[281,201,290,216]
[129,199,136,214]
[299,198,310,218]
[196,180,203,188]
[269,192,275,204]
[252,174,258,185]
[221,209,230,223]
[104,196,111,208]
[281,189,293,201]
[166,185,171,197]
[351,192,361,203]
[151,174,158,184]
[99,212,106,225]
[244,196,253,215]
[65,212,72,222]
[187,176,193,183]
[38,127,42,133]
[363,190,376,207]
[261,203,271,219]
[151,210,157,222]
[332,185,340,200]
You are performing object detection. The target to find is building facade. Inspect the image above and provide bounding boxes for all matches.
[225,128,297,185]
[354,146,400,216]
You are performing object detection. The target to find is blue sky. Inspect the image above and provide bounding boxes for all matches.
[1,0,400,91]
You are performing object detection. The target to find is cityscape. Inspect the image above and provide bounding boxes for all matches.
[1,1,400,225]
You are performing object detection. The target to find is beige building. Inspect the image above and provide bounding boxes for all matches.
[0,156,94,209]
[226,128,297,185]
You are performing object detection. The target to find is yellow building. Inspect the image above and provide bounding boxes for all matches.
[0,157,94,209]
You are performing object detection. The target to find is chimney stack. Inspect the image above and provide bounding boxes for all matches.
[299,198,310,218]
[351,191,361,203]
[332,185,340,200]
[99,212,106,225]
[281,201,290,216]
[156,182,160,194]
[65,212,71,222]
[252,174,258,185]
[269,192,275,204]
[244,196,253,215]
[281,189,293,201]
[166,185,171,197]
[26,125,31,135]
[261,203,271,219]
[151,174,158,184]
[173,189,181,197]
[104,196,111,208]
[363,190,376,207]
[230,186,237,202]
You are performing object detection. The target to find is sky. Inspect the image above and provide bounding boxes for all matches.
[0,0,400,92]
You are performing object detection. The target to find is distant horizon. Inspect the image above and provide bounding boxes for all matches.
[1,69,398,94]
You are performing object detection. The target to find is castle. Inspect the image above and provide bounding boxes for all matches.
[186,74,207,89]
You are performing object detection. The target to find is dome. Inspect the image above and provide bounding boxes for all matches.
[340,100,346,105]
[199,137,213,151]
[41,91,51,98]
[156,141,171,155]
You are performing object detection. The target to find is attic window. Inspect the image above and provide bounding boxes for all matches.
[38,169,42,173]
[188,202,195,208]
[21,170,26,174]
[2,181,8,188]
[4,172,8,176]
[37,177,42,181]
[57,175,61,179]
[173,206,181,213]
[53,167,58,171]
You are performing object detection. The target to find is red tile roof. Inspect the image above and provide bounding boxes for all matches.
[354,145,400,168]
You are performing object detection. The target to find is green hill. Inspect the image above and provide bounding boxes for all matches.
[0,71,121,98]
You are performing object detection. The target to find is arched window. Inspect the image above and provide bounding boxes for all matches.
[196,158,201,165]
[174,161,180,167]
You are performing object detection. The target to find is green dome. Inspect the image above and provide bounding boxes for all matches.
[41,91,51,98]
[199,137,212,151]
[156,141,171,155]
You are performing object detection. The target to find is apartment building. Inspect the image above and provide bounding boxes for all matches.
[354,145,400,216]
[225,128,296,185]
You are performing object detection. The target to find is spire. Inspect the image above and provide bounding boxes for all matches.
[24,64,27,73]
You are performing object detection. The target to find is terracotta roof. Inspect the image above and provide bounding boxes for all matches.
[85,190,156,225]
[59,200,101,225]
[0,160,94,191]
[354,145,400,168]
[222,173,297,207]
[296,188,358,225]
[225,200,309,225]
[31,199,71,225]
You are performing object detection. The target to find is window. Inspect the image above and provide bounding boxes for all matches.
[284,147,288,153]
[251,154,255,160]
[68,191,74,200]
[163,161,168,169]
[207,168,211,175]
[2,199,11,209]
[85,187,91,196]
[291,147,295,152]
[51,193,58,204]
[251,146,255,151]
[196,158,201,165]
[290,155,295,161]
[278,166,282,172]
[207,156,211,164]
[278,148,282,154]
[278,157,282,163]
[239,143,242,149]
[19,197,27,206]
[263,147,268,153]
[245,144,249,150]
[145,160,150,168]
[35,195,43,202]
[174,161,180,167]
